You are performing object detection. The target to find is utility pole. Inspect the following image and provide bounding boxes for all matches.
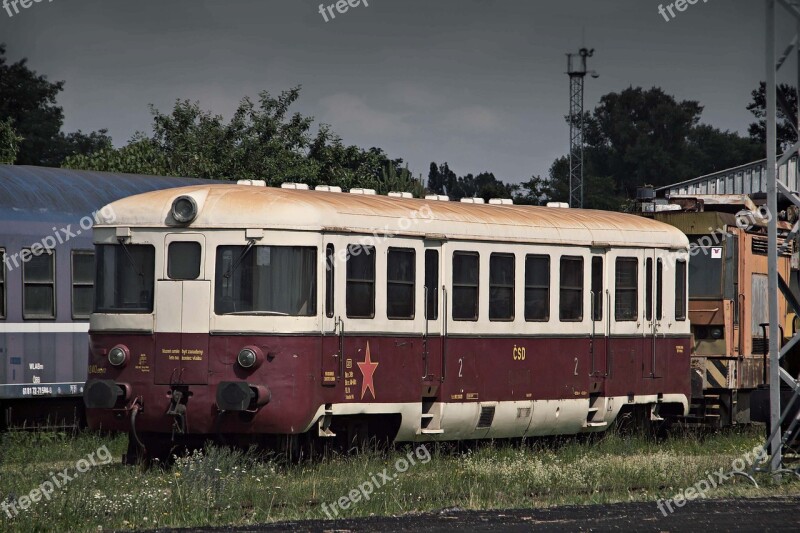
[567,48,598,209]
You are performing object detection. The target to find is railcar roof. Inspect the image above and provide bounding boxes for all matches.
[0,165,206,221]
[100,184,689,249]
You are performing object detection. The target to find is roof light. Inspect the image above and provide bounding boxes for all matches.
[489,198,514,205]
[315,185,343,193]
[388,192,413,198]
[546,202,570,208]
[460,198,485,204]
[171,195,198,224]
[349,188,377,195]
[281,182,310,190]
[425,195,450,202]
[237,179,266,187]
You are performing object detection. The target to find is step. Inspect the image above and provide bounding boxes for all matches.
[420,429,445,435]
[585,422,608,428]
[421,413,435,420]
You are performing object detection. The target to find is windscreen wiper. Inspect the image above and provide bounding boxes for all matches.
[224,239,256,279]
[118,239,144,282]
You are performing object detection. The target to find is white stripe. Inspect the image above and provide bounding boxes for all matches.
[0,323,90,333]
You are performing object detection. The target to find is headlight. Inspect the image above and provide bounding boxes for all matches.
[108,345,129,367]
[237,346,263,370]
[171,195,198,224]
[710,327,724,340]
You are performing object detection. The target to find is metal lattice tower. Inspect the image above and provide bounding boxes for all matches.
[762,0,800,480]
[567,48,597,209]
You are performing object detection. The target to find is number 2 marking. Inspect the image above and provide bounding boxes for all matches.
[574,357,579,376]
[458,358,464,378]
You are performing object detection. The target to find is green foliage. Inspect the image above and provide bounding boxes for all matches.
[0,118,21,164]
[65,87,416,191]
[747,82,797,152]
[0,44,112,166]
[426,163,513,201]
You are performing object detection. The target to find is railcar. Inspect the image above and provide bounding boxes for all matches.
[83,182,692,458]
[651,194,800,427]
[0,165,204,429]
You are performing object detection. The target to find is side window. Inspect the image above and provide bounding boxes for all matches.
[387,248,415,320]
[72,251,95,319]
[591,257,603,321]
[168,242,202,280]
[645,257,653,322]
[489,253,514,321]
[559,256,583,322]
[676,259,687,321]
[656,258,664,321]
[325,244,335,319]
[615,257,638,321]
[346,245,375,319]
[23,250,55,319]
[525,255,550,321]
[452,252,479,321]
[425,249,439,320]
[0,249,5,319]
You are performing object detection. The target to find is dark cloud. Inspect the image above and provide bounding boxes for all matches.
[0,0,778,183]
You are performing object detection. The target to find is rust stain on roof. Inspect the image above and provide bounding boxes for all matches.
[101,184,689,249]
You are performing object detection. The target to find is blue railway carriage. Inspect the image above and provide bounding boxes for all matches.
[0,165,203,428]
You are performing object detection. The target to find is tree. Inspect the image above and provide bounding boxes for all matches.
[747,82,797,152]
[65,87,412,191]
[0,118,21,164]
[0,44,111,166]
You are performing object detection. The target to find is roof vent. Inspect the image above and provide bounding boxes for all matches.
[425,195,450,202]
[281,182,310,190]
[460,198,485,204]
[237,179,266,187]
[349,188,377,195]
[489,198,513,205]
[546,202,570,209]
[388,192,413,199]
[315,185,343,193]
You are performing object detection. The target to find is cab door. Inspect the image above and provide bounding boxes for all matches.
[422,241,444,384]
[590,253,608,389]
[154,234,210,385]
[320,239,342,387]
[642,250,666,379]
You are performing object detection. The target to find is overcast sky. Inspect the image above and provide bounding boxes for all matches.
[1,0,795,183]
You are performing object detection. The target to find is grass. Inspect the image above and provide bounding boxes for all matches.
[0,426,798,532]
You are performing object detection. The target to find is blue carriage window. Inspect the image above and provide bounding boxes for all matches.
[72,250,95,319]
[0,248,5,319]
[23,249,55,319]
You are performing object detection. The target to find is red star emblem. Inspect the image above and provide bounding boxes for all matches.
[357,342,379,400]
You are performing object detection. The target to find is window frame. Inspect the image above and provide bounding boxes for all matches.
[95,244,156,315]
[645,257,653,322]
[656,258,664,321]
[489,253,515,322]
[325,244,335,319]
[591,256,603,322]
[0,248,5,320]
[386,247,416,320]
[559,256,584,322]
[71,249,95,320]
[452,251,480,322]
[676,259,687,321]
[346,244,376,319]
[615,257,639,322]
[22,248,56,320]
[525,254,550,322]
[424,249,439,321]
[167,241,202,281]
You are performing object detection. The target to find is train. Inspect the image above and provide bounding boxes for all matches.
[0,165,203,429]
[83,181,695,460]
[645,193,800,428]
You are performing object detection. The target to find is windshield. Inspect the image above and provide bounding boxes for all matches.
[215,245,317,316]
[95,244,155,313]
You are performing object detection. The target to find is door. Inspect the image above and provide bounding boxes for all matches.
[154,235,210,385]
[321,240,342,387]
[590,254,607,387]
[642,250,666,378]
[423,242,444,384]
